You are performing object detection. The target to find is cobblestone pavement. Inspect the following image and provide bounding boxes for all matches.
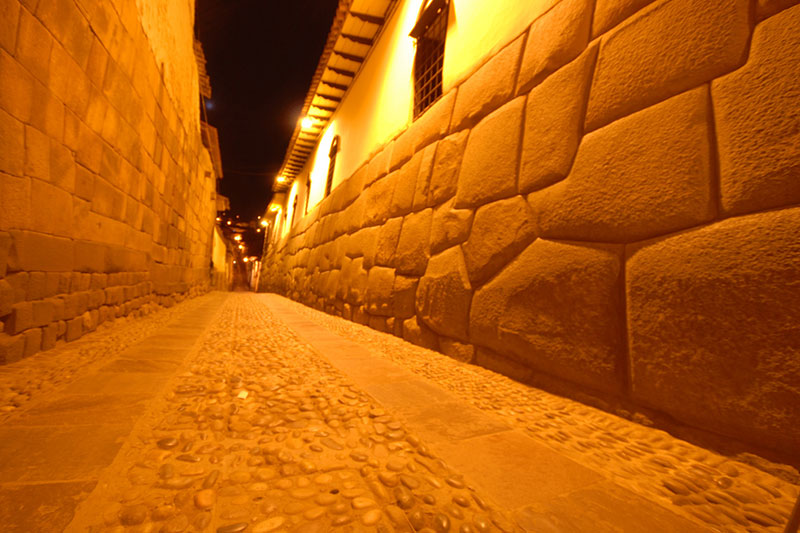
[0,292,797,532]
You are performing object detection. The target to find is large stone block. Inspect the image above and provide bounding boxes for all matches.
[16,7,52,84]
[627,208,800,452]
[455,97,524,209]
[0,279,13,316]
[462,196,536,285]
[0,172,30,230]
[428,129,468,206]
[471,239,624,393]
[389,127,413,172]
[393,275,418,319]
[757,0,800,19]
[0,107,24,176]
[24,125,49,181]
[0,49,35,122]
[30,179,73,237]
[429,200,473,256]
[91,176,125,219]
[27,271,46,300]
[65,315,82,341]
[341,257,368,306]
[73,240,106,272]
[49,42,90,118]
[41,322,57,351]
[0,0,19,53]
[394,208,432,276]
[416,246,472,341]
[31,299,54,327]
[451,35,524,131]
[412,142,437,211]
[592,0,656,36]
[520,45,597,194]
[363,173,395,227]
[0,230,9,276]
[30,85,64,142]
[22,326,41,357]
[366,146,391,187]
[86,36,109,88]
[375,217,402,267]
[0,332,25,364]
[8,230,73,272]
[366,266,395,316]
[585,0,750,131]
[7,301,32,334]
[5,272,27,302]
[529,87,714,243]
[517,0,594,94]
[411,89,456,153]
[389,150,423,218]
[402,315,439,351]
[36,0,92,68]
[346,226,378,270]
[439,338,475,363]
[713,4,800,216]
[49,141,76,193]
[334,164,365,211]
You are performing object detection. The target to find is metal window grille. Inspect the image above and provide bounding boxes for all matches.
[412,0,448,119]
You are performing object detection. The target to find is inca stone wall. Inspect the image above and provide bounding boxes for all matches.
[260,0,800,457]
[0,0,217,363]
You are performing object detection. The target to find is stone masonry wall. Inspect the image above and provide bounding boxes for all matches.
[260,0,800,458]
[0,0,217,363]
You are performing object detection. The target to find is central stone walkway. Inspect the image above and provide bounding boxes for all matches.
[0,292,796,532]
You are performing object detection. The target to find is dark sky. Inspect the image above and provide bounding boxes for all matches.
[195,0,339,221]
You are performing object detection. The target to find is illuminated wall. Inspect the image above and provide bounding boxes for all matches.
[0,0,217,362]
[261,0,800,463]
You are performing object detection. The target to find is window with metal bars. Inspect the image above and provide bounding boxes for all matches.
[411,0,449,119]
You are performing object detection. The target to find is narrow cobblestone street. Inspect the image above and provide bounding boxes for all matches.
[0,292,797,533]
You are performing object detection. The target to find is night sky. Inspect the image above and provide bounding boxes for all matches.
[195,0,339,221]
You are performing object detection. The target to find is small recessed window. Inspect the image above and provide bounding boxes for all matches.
[410,0,449,118]
[290,194,299,227]
[325,135,340,198]
[304,176,311,214]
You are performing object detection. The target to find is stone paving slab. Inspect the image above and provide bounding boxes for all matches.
[3,393,152,426]
[0,480,98,533]
[0,424,132,483]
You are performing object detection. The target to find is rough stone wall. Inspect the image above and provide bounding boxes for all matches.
[0,0,217,363]
[260,0,800,457]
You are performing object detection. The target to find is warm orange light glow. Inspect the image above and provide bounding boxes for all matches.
[260,220,268,227]
[277,176,286,184]
[301,116,314,129]
[226,220,232,225]
[256,228,261,233]
[234,234,242,241]
[270,205,280,212]
[215,217,221,222]
[238,244,244,250]
[243,257,249,262]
